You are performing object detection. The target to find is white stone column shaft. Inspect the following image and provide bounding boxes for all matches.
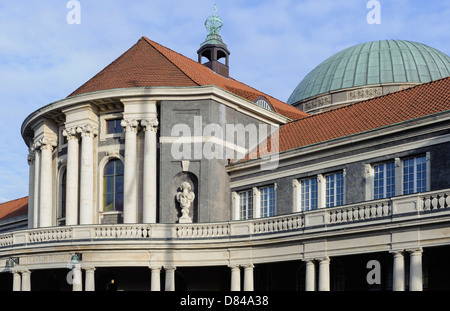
[64,128,79,225]
[122,119,139,224]
[142,119,158,223]
[150,267,161,291]
[78,125,96,225]
[72,266,83,291]
[21,270,31,291]
[12,272,21,291]
[85,267,95,291]
[165,267,176,291]
[392,252,405,291]
[305,260,316,291]
[39,138,56,228]
[230,266,241,291]
[318,257,330,291]
[33,149,40,228]
[243,264,254,291]
[409,248,423,291]
[27,151,35,229]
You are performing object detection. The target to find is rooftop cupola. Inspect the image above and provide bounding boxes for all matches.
[197,5,230,77]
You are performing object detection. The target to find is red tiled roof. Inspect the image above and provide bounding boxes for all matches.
[247,76,450,159]
[69,37,309,121]
[0,197,28,221]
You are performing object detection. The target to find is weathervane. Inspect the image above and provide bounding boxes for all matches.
[205,4,223,35]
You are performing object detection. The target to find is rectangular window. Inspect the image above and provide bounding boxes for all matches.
[239,190,253,220]
[403,155,427,194]
[260,186,276,217]
[326,172,344,208]
[374,162,395,199]
[301,177,318,211]
[106,119,123,134]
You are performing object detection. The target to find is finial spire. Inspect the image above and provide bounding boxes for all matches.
[205,4,223,35]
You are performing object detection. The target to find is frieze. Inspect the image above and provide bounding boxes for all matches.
[304,95,332,111]
[347,87,382,101]
[27,254,71,265]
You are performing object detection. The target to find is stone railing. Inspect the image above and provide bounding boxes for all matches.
[1,189,450,250]
[328,199,391,225]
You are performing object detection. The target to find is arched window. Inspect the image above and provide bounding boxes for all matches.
[103,159,124,212]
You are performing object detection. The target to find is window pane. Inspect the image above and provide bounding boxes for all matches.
[107,119,123,134]
[260,186,275,217]
[115,193,124,212]
[239,190,253,220]
[104,194,114,212]
[103,159,125,212]
[301,178,318,211]
[104,161,115,175]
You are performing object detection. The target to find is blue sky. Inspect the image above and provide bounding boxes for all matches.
[0,0,449,203]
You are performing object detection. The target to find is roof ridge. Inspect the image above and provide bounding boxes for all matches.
[284,76,450,126]
[140,36,201,87]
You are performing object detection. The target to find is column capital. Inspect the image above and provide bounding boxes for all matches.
[76,124,98,138]
[407,247,423,255]
[63,127,80,140]
[34,137,57,151]
[141,118,159,133]
[121,119,139,132]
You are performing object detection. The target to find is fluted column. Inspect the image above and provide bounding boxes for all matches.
[38,138,57,228]
[243,264,254,291]
[409,248,423,291]
[392,251,405,291]
[121,119,139,224]
[63,127,80,225]
[27,150,35,229]
[85,267,95,291]
[305,260,316,291]
[78,125,97,225]
[21,270,31,291]
[141,118,159,223]
[318,257,330,291]
[164,266,176,291]
[12,271,21,291]
[230,266,241,291]
[32,147,40,229]
[72,265,83,291]
[150,266,161,291]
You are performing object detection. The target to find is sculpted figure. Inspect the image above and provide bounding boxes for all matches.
[176,182,195,223]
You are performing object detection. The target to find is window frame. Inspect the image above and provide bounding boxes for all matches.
[300,177,318,211]
[102,159,124,213]
[238,189,253,220]
[373,161,396,199]
[402,154,428,195]
[325,171,345,208]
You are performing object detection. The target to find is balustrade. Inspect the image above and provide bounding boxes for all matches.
[0,189,450,249]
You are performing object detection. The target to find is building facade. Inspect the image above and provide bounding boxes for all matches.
[1,11,450,291]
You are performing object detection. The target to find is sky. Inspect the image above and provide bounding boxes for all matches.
[0,0,449,203]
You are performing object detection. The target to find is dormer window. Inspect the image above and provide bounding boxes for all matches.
[253,96,274,111]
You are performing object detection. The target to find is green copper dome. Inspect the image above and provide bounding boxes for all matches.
[288,40,450,105]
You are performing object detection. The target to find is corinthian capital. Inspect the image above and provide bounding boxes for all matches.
[121,119,139,133]
[63,127,79,140]
[38,137,57,151]
[141,118,159,133]
[76,124,98,138]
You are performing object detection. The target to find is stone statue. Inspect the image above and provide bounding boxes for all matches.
[176,182,195,223]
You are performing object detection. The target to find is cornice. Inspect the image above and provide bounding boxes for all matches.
[21,86,290,146]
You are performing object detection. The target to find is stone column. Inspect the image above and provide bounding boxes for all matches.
[121,119,139,224]
[392,251,405,291]
[63,127,80,225]
[72,265,83,291]
[12,271,21,291]
[243,264,254,291]
[141,118,159,223]
[305,260,316,291]
[150,266,161,291]
[230,266,241,291]
[32,147,40,229]
[85,267,95,291]
[38,138,57,228]
[318,257,330,291]
[409,248,423,291]
[78,125,97,225]
[164,266,176,291]
[21,270,31,291]
[27,150,35,229]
